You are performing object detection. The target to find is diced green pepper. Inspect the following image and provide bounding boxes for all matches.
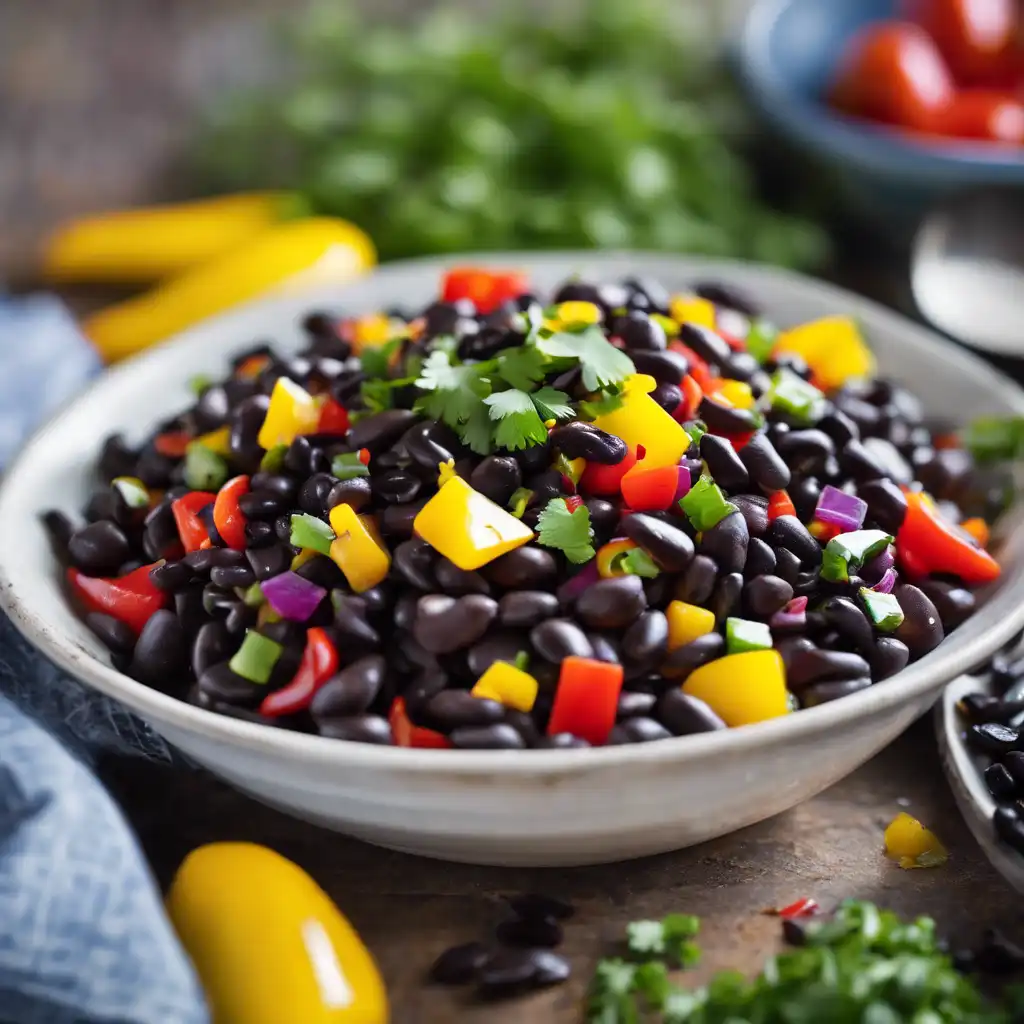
[289,512,335,556]
[725,617,772,655]
[821,530,894,583]
[859,588,905,631]
[684,420,707,446]
[514,650,530,672]
[961,416,1024,464]
[238,582,266,608]
[260,444,288,473]
[614,547,661,579]
[745,318,778,364]
[331,452,371,481]
[680,475,737,533]
[228,629,283,684]
[188,373,214,396]
[508,487,533,519]
[112,476,150,510]
[768,369,826,425]
[183,442,229,491]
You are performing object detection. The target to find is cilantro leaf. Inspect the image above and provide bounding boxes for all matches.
[484,389,548,451]
[531,386,574,422]
[360,337,403,378]
[535,325,635,391]
[578,387,626,421]
[360,378,394,413]
[536,498,595,564]
[626,920,667,957]
[498,346,547,391]
[459,402,494,455]
[415,350,490,430]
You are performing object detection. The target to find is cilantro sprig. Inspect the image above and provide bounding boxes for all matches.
[536,498,595,564]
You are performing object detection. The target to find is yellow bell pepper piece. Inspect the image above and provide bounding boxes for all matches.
[591,374,689,469]
[167,842,388,1024]
[291,547,320,572]
[350,314,401,354]
[471,662,539,712]
[712,380,754,410]
[83,217,376,363]
[42,191,306,285]
[596,538,637,578]
[413,477,534,571]
[682,650,790,727]
[883,812,948,869]
[666,601,716,651]
[545,301,603,331]
[195,425,232,457]
[258,377,322,451]
[328,506,390,594]
[773,316,875,391]
[669,296,716,329]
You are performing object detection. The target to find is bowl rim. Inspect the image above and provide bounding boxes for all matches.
[4,250,1024,775]
[738,0,1024,178]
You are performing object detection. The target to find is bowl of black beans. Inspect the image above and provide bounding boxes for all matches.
[3,253,1024,866]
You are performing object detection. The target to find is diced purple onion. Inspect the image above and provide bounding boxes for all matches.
[871,567,898,594]
[674,463,692,502]
[261,571,327,622]
[557,559,601,603]
[814,485,867,531]
[770,594,808,631]
[861,545,895,585]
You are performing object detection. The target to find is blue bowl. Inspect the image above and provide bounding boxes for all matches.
[736,0,1024,235]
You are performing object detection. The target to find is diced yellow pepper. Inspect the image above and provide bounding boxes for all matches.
[291,547,320,572]
[413,477,534,571]
[712,380,754,410]
[883,812,948,869]
[471,662,538,712]
[592,374,689,469]
[328,505,391,593]
[666,601,716,651]
[257,377,321,451]
[546,301,602,330]
[167,842,389,1024]
[682,650,790,727]
[596,538,638,578]
[651,313,680,338]
[195,425,232,456]
[350,313,395,353]
[669,295,716,329]
[773,315,875,391]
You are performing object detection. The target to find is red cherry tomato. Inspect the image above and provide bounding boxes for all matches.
[831,21,955,132]
[940,88,1024,141]
[905,0,1018,85]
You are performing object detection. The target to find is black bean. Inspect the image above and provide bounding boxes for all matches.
[628,348,688,384]
[434,558,490,596]
[699,512,749,574]
[503,710,539,747]
[414,595,498,654]
[622,611,669,665]
[499,591,559,628]
[742,539,776,582]
[535,733,590,749]
[1004,753,1024,788]
[617,691,658,720]
[450,724,525,750]
[700,434,749,492]
[42,510,76,558]
[801,678,872,706]
[660,632,726,680]
[191,621,233,680]
[773,547,802,588]
[310,655,386,721]
[616,717,674,743]
[496,916,564,949]
[986,763,1018,801]
[959,693,1006,725]
[710,571,743,626]
[730,494,769,539]
[68,521,131,575]
[149,560,193,592]
[229,395,271,471]
[585,498,620,547]
[394,539,437,591]
[821,596,875,658]
[484,547,557,589]
[743,575,793,619]
[135,448,176,488]
[242,544,289,583]
[970,723,1021,756]
[693,280,759,316]
[98,433,138,482]
[209,564,256,589]
[674,555,717,605]
[657,689,727,733]
[855,477,908,535]
[916,579,976,630]
[476,948,560,997]
[893,584,944,658]
[698,396,760,434]
[531,619,595,662]
[787,647,872,692]
[860,438,913,486]
[616,309,667,351]
[293,473,334,516]
[470,456,522,507]
[650,382,683,415]
[322,479,371,516]
[871,637,911,681]
[678,322,730,365]
[243,520,276,548]
[128,610,185,690]
[379,501,424,539]
[466,632,530,677]
[184,547,247,574]
[994,806,1024,855]
[318,714,393,744]
[575,576,647,629]
[224,603,256,636]
[85,612,136,654]
[818,409,860,446]
[548,422,627,464]
[775,429,834,476]
[331,594,380,648]
[401,420,457,473]
[739,433,791,492]
[429,942,491,985]
[766,515,821,568]
[372,469,422,505]
[236,490,284,520]
[587,632,621,664]
[347,409,417,454]
[621,514,695,572]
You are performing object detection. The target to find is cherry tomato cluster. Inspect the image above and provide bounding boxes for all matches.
[830,0,1024,144]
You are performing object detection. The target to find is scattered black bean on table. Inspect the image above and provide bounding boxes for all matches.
[50,273,1004,750]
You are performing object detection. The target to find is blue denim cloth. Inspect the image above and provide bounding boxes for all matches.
[0,295,209,1024]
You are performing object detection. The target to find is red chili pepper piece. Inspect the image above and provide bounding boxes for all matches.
[389,697,452,749]
[316,397,350,436]
[259,626,339,717]
[767,490,796,521]
[580,447,637,496]
[441,268,528,315]
[897,490,1001,584]
[153,431,191,458]
[778,897,819,919]
[547,656,624,746]
[171,491,216,553]
[67,562,169,635]
[620,464,680,512]
[213,475,250,550]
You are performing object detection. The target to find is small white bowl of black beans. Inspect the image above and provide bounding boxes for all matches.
[4,253,1024,866]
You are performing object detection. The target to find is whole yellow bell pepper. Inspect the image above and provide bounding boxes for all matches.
[83,217,376,363]
[43,192,308,284]
[166,842,389,1024]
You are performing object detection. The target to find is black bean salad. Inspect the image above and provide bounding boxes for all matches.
[48,268,1007,750]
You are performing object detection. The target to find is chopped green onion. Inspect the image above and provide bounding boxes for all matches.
[680,475,737,533]
[508,487,533,519]
[260,444,288,473]
[725,617,772,654]
[188,373,214,396]
[331,451,371,481]
[683,420,707,446]
[111,476,150,510]
[514,650,530,672]
[228,630,283,684]
[614,547,661,578]
[768,369,826,424]
[744,318,778,364]
[289,512,335,556]
[821,529,894,583]
[183,442,229,491]
[859,588,905,631]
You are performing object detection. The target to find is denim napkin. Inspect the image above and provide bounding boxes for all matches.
[0,294,209,1024]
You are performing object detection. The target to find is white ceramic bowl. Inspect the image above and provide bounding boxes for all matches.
[4,253,1024,867]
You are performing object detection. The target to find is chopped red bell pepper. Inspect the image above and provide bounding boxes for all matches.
[580,447,638,496]
[547,656,624,746]
[389,697,452,749]
[153,431,191,458]
[620,463,680,512]
[171,491,216,553]
[778,897,819,919]
[767,490,796,521]
[678,374,704,422]
[718,330,746,352]
[564,495,584,514]
[317,397,350,436]
[728,431,756,452]
[213,475,250,550]
[259,626,338,717]
[670,342,715,392]
[897,490,1001,584]
[441,268,527,315]
[67,562,169,635]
